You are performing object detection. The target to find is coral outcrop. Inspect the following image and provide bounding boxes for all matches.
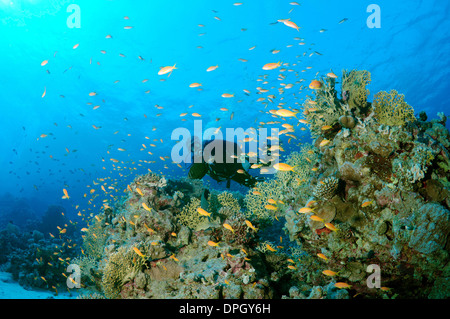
[66,69,448,299]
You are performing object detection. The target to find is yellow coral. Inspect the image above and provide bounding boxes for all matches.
[178,197,208,229]
[244,179,282,222]
[82,218,108,260]
[303,80,343,136]
[341,69,371,110]
[373,90,415,126]
[217,191,241,215]
[101,244,147,299]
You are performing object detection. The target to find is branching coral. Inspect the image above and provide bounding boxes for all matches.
[177,197,208,230]
[217,191,241,215]
[82,218,108,260]
[341,69,371,112]
[303,80,343,136]
[244,179,283,223]
[101,244,148,299]
[373,90,416,126]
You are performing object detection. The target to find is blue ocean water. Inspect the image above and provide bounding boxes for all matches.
[0,0,449,231]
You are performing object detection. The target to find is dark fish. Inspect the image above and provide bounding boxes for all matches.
[339,18,348,24]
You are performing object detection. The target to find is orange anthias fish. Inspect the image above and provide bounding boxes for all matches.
[158,64,177,76]
[298,207,314,214]
[317,253,328,261]
[310,215,324,222]
[133,247,146,258]
[262,61,281,70]
[335,282,351,289]
[273,163,296,172]
[322,270,338,277]
[361,200,373,207]
[223,223,235,233]
[142,202,151,212]
[245,220,257,231]
[62,189,70,199]
[197,207,211,217]
[208,240,219,247]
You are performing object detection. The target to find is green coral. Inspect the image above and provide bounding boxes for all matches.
[373,90,416,126]
[178,197,208,229]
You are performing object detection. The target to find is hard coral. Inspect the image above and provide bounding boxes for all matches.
[341,69,371,113]
[313,176,339,200]
[373,90,416,126]
[178,198,208,230]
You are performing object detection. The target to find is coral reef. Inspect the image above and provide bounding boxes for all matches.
[50,69,449,300]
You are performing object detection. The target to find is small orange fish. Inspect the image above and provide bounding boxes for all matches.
[266,244,277,252]
[207,240,219,247]
[324,222,338,232]
[265,204,278,211]
[298,207,314,214]
[262,61,281,70]
[223,223,234,233]
[142,202,151,212]
[62,189,70,199]
[287,265,297,270]
[310,215,324,222]
[158,64,176,76]
[197,207,211,217]
[222,93,234,98]
[335,282,351,289]
[361,200,373,208]
[317,253,328,261]
[322,270,338,277]
[206,65,218,72]
[245,220,257,231]
[133,247,146,257]
[135,188,144,196]
[319,139,330,147]
[273,163,295,171]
